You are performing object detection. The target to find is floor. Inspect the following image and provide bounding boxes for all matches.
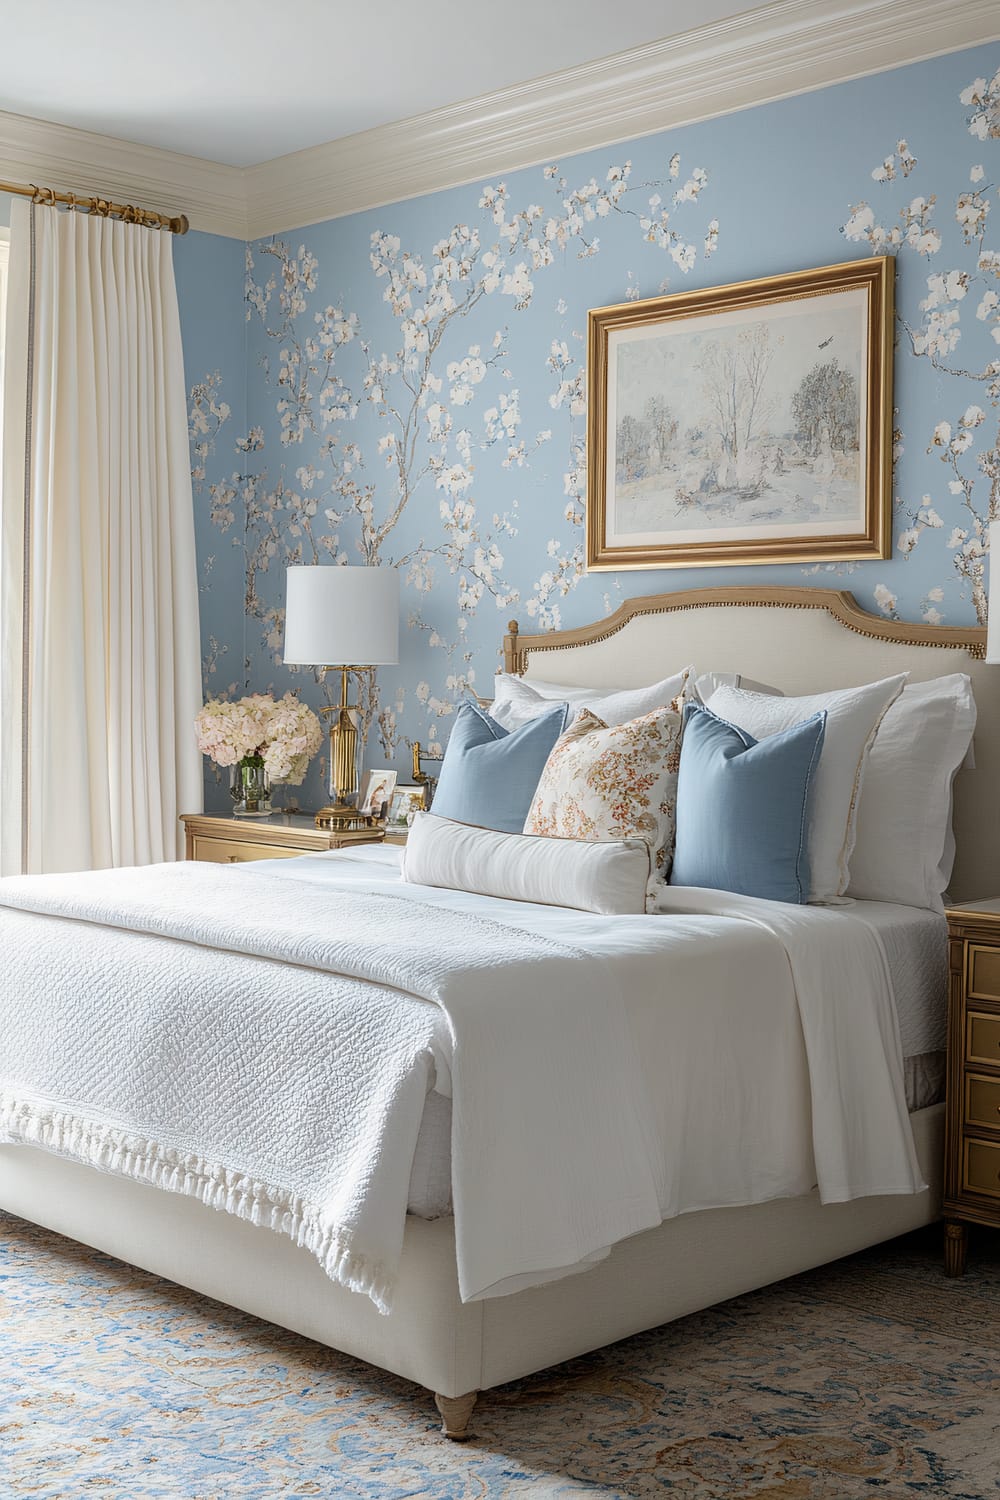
[1,1212,998,1498]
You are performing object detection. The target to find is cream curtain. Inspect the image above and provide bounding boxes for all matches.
[0,200,202,875]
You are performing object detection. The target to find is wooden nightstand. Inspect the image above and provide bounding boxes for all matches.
[943,898,1000,1275]
[180,812,385,864]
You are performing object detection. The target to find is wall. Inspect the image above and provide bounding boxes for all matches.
[173,228,248,703]
[180,43,997,809]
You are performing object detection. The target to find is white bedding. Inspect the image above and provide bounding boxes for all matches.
[263,847,929,1213]
[400,895,948,1219]
[0,861,661,1311]
[0,847,929,1312]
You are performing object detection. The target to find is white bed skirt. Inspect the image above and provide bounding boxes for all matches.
[0,1104,943,1401]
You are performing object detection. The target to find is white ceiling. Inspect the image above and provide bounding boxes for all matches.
[0,0,756,167]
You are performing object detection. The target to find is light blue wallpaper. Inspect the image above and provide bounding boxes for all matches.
[185,44,1000,811]
[173,229,248,723]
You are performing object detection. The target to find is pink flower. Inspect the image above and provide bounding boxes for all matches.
[195,693,323,782]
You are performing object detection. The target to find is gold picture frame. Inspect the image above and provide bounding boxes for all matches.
[586,256,894,571]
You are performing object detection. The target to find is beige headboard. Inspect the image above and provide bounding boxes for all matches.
[501,585,995,903]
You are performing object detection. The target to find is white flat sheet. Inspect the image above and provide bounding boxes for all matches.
[853,902,947,1058]
[263,847,938,1220]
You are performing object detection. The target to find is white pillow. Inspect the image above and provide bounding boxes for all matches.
[847,674,977,911]
[401,811,652,915]
[709,675,907,903]
[490,668,690,731]
[686,671,784,706]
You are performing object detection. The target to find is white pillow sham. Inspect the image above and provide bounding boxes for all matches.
[686,671,784,706]
[401,811,652,915]
[847,674,977,911]
[709,674,907,903]
[490,668,690,731]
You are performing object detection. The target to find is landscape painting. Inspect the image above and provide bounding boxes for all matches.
[586,259,893,569]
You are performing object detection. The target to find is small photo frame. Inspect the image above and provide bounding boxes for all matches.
[358,768,398,819]
[386,784,427,830]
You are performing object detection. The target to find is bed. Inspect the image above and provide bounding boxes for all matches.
[0,583,993,1439]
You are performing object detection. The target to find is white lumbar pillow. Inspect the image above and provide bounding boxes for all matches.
[401,811,652,915]
[709,675,907,903]
[490,667,690,731]
[846,674,977,911]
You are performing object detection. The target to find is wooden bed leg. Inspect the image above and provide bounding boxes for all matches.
[434,1390,478,1440]
[944,1220,968,1277]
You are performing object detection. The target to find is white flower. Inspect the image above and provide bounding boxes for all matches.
[873,583,897,614]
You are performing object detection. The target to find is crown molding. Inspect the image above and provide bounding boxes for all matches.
[245,0,1000,239]
[0,109,247,239]
[0,0,996,243]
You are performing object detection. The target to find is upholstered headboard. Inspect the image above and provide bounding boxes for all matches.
[501,585,995,902]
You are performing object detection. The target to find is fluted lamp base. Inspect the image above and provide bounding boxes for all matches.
[317,666,366,832]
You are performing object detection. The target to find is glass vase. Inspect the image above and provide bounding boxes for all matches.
[230,754,272,817]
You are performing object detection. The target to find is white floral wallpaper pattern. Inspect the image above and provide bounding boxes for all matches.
[177,43,1000,811]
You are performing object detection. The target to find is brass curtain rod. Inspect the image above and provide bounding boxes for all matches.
[0,178,188,235]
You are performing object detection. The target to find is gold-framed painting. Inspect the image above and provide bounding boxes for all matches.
[586,256,894,571]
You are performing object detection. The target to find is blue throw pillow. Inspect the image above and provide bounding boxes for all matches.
[431,701,568,835]
[670,702,826,904]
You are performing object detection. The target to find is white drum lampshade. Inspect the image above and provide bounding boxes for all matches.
[988,521,1000,665]
[283,565,400,830]
[284,565,399,667]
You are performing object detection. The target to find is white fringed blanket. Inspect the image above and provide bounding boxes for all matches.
[0,861,661,1311]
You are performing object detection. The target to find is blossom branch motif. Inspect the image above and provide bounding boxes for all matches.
[842,68,1000,623]
[227,154,719,776]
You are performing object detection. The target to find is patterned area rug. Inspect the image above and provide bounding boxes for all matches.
[1,1212,999,1499]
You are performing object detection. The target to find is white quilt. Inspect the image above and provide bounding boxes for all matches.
[0,861,661,1311]
[0,851,926,1313]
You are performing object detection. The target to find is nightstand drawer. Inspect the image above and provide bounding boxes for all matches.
[963,1138,1000,1199]
[965,1074,1000,1131]
[191,836,301,864]
[968,944,1000,1001]
[966,1012,1000,1068]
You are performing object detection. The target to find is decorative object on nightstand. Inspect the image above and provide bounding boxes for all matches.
[384,784,428,843]
[179,812,384,864]
[358,768,397,819]
[284,566,399,832]
[194,693,323,816]
[943,898,1000,1276]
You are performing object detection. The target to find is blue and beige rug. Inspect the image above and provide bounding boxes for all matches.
[1,1211,998,1497]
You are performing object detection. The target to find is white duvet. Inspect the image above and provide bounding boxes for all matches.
[0,846,924,1313]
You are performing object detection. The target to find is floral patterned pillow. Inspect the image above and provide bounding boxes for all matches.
[523,706,683,879]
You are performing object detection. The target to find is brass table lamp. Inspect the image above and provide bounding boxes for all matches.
[283,565,400,830]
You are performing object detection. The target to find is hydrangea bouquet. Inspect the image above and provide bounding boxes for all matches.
[195,693,323,814]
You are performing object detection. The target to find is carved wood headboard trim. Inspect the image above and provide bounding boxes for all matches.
[502,585,986,676]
